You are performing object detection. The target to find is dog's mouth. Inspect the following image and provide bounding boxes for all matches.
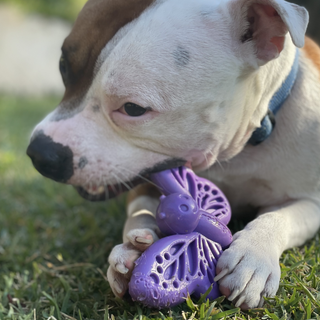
[75,176,143,201]
[75,158,186,201]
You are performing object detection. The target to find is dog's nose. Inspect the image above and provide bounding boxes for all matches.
[26,132,74,183]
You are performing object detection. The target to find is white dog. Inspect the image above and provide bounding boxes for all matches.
[27,0,320,310]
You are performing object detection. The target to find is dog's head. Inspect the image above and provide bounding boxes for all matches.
[27,0,308,200]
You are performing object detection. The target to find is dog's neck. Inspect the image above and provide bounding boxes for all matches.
[199,39,298,168]
[248,48,300,146]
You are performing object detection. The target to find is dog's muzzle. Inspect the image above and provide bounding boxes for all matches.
[26,131,74,183]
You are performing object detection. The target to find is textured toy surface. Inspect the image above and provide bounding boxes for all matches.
[129,233,222,308]
[152,167,232,249]
[128,167,232,308]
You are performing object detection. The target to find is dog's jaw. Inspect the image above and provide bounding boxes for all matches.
[75,158,186,201]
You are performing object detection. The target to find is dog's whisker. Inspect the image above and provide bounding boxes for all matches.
[118,166,159,188]
[111,172,122,192]
[110,171,126,194]
[108,174,120,195]
[216,159,225,171]
[203,152,210,168]
[112,167,135,191]
[101,176,110,200]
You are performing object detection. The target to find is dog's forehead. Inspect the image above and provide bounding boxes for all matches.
[61,0,155,105]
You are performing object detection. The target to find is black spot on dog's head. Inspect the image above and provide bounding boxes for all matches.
[92,105,100,112]
[173,46,190,68]
[78,156,88,169]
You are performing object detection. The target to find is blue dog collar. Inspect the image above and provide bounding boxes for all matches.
[248,49,300,146]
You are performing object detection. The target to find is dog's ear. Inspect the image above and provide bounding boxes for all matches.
[228,0,309,66]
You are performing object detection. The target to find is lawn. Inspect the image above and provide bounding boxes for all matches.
[0,94,320,319]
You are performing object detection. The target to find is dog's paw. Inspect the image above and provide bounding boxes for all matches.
[107,228,158,297]
[214,229,280,310]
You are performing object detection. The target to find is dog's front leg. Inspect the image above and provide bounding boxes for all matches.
[214,199,320,310]
[107,183,161,297]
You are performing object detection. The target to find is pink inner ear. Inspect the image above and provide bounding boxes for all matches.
[248,3,288,64]
[270,36,285,53]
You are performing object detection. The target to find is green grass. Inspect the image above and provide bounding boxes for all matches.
[0,94,320,319]
[0,0,86,21]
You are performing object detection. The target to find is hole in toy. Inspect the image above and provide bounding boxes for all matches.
[139,278,143,281]
[178,253,186,280]
[210,204,223,210]
[216,196,224,202]
[157,266,163,274]
[150,273,159,284]
[173,280,179,288]
[204,185,210,191]
[187,239,198,276]
[163,282,168,288]
[207,269,214,284]
[164,253,170,260]
[202,239,213,269]
[183,195,189,200]
[212,190,218,196]
[201,194,209,208]
[156,255,163,264]
[208,242,221,261]
[200,260,206,276]
[198,272,202,277]
[135,280,140,284]
[164,260,177,280]
[152,290,159,299]
[186,172,197,199]
[173,167,185,189]
[186,276,190,281]
[200,251,203,256]
[180,204,188,212]
[170,242,184,255]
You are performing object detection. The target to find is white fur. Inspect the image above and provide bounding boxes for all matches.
[30,0,319,309]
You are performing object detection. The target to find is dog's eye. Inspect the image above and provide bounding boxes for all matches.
[123,103,149,117]
[59,54,68,84]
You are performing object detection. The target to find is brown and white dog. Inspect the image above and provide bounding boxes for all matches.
[27,0,320,310]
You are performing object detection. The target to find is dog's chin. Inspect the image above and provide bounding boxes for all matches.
[75,177,143,201]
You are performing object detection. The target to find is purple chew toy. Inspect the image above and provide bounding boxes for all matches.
[128,166,232,308]
[129,232,221,308]
[151,167,232,249]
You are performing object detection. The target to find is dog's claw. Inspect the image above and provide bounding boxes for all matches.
[135,236,152,244]
[214,268,229,282]
[228,289,240,301]
[235,295,246,307]
[116,264,129,274]
[107,228,159,298]
[114,279,124,294]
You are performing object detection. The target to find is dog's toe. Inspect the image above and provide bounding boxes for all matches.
[107,242,141,297]
[107,228,159,297]
[126,228,158,251]
[215,230,280,309]
[107,266,128,297]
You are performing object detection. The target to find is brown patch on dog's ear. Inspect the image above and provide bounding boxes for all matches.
[60,0,154,105]
[127,183,161,205]
[303,37,320,77]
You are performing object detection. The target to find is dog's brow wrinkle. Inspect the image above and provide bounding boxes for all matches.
[78,156,89,169]
[173,46,190,68]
